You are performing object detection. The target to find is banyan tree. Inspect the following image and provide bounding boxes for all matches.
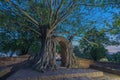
[2,0,119,71]
[3,0,79,71]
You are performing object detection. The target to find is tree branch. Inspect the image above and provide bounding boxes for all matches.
[13,20,41,36]
[48,1,77,34]
[52,0,64,26]
[83,37,98,46]
[50,3,77,32]
[13,10,39,27]
[49,0,53,26]
[45,0,49,7]
[26,26,41,36]
[8,1,39,26]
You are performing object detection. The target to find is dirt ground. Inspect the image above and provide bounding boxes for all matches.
[6,68,120,80]
[55,73,120,80]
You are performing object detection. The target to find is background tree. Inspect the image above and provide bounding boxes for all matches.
[79,27,109,61]
[107,52,120,64]
[0,5,40,56]
[0,28,41,57]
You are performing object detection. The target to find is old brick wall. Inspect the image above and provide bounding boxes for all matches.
[0,55,94,68]
[90,63,120,75]
[0,55,29,67]
[72,58,94,68]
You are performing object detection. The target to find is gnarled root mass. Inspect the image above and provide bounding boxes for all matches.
[65,42,76,68]
[32,37,58,71]
[30,36,76,72]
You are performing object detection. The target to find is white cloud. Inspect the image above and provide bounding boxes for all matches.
[106,46,120,53]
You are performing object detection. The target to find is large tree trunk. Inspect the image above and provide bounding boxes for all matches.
[30,26,57,71]
[32,36,57,71]
[30,27,76,71]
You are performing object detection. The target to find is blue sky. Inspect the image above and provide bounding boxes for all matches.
[1,1,120,54]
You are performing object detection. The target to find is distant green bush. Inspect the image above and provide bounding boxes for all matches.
[107,52,120,64]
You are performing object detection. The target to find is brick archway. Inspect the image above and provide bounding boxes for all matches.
[55,36,70,66]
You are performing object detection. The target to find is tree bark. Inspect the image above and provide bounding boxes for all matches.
[30,27,76,71]
[30,26,57,71]
[32,36,57,72]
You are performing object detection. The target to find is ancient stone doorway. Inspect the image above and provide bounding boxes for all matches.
[55,37,69,67]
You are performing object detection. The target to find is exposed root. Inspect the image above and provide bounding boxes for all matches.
[32,37,58,72]
[65,42,76,68]
[31,36,76,72]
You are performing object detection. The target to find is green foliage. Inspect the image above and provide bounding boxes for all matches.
[0,28,40,56]
[0,0,120,58]
[73,46,81,57]
[56,44,61,53]
[0,1,42,56]
[88,45,107,61]
[109,15,120,35]
[79,27,108,61]
[73,46,90,59]
[107,52,120,64]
